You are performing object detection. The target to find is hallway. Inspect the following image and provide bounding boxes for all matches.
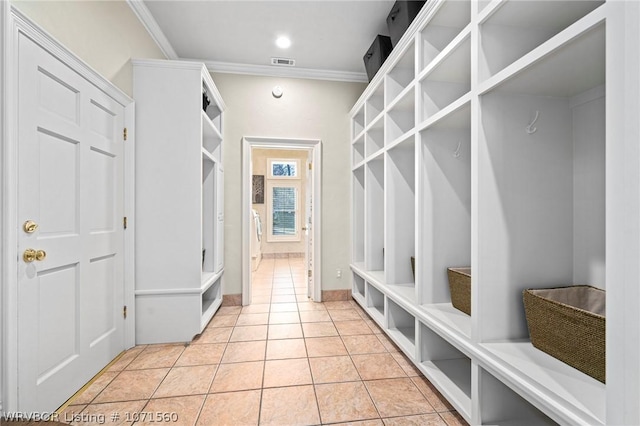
[59,257,467,425]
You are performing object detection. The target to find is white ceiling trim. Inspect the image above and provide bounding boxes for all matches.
[126,0,178,60]
[201,59,368,83]
[126,1,368,83]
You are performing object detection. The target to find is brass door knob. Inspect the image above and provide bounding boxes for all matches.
[35,250,46,261]
[23,220,38,233]
[23,248,36,263]
[23,248,46,263]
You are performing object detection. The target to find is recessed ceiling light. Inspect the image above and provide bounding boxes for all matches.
[276,36,291,49]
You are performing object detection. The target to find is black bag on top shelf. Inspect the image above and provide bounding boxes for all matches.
[386,1,427,47]
[363,35,393,82]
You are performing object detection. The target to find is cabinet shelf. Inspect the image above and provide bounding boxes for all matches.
[418,93,471,132]
[388,299,417,356]
[386,42,415,107]
[482,341,605,426]
[201,269,224,292]
[420,0,471,71]
[479,1,604,83]
[365,83,385,126]
[365,115,384,157]
[352,168,365,264]
[480,7,605,96]
[365,158,384,272]
[420,303,471,341]
[420,34,470,121]
[386,87,415,144]
[201,276,222,330]
[353,106,365,138]
[366,282,385,325]
[352,134,365,166]
[419,322,471,422]
[477,366,559,426]
[202,116,222,162]
[386,136,416,290]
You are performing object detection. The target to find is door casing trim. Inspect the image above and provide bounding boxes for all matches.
[242,137,322,305]
[1,6,136,411]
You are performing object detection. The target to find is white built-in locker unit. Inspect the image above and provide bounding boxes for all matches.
[350,1,640,425]
[133,59,225,344]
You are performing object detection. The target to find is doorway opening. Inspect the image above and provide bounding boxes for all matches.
[242,137,322,305]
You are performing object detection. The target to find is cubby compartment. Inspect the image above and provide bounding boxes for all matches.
[477,367,560,426]
[365,157,385,273]
[352,272,366,304]
[201,276,222,329]
[386,42,415,106]
[419,323,471,420]
[365,116,385,157]
[386,87,415,144]
[202,111,222,161]
[482,340,605,425]
[386,136,415,300]
[353,134,365,166]
[353,106,365,138]
[352,167,365,266]
[387,299,416,356]
[366,283,386,325]
[420,35,470,122]
[479,0,604,82]
[365,83,385,126]
[419,103,471,313]
[420,0,470,71]
[203,85,222,131]
[202,158,216,275]
[476,22,605,343]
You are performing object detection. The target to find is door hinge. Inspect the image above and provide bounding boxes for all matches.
[123,217,128,229]
[308,270,312,278]
[123,305,127,319]
[123,127,128,141]
[308,162,312,170]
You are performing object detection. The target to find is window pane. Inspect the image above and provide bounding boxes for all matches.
[272,161,297,177]
[272,187,296,235]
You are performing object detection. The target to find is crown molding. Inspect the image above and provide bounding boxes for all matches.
[126,0,178,60]
[126,1,367,83]
[199,59,368,83]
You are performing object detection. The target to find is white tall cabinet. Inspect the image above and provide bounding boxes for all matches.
[350,1,640,425]
[133,59,225,344]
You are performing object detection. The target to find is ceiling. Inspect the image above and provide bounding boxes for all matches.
[135,1,397,82]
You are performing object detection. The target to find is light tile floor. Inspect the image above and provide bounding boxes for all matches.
[60,257,468,426]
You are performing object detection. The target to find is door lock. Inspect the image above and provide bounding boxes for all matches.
[23,248,46,263]
[23,220,38,233]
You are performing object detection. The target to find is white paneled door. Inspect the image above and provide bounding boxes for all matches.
[16,34,125,412]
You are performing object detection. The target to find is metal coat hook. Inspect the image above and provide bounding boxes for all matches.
[453,140,462,158]
[526,110,540,134]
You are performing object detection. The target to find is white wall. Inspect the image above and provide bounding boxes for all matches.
[211,73,366,294]
[10,0,166,96]
[252,148,309,255]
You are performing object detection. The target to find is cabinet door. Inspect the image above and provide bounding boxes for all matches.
[215,166,224,272]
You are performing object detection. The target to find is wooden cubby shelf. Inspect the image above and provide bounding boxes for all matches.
[349,0,638,424]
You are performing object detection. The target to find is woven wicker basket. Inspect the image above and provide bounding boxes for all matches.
[447,267,471,316]
[523,285,605,383]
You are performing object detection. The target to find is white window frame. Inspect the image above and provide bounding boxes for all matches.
[268,158,300,179]
[266,180,301,242]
